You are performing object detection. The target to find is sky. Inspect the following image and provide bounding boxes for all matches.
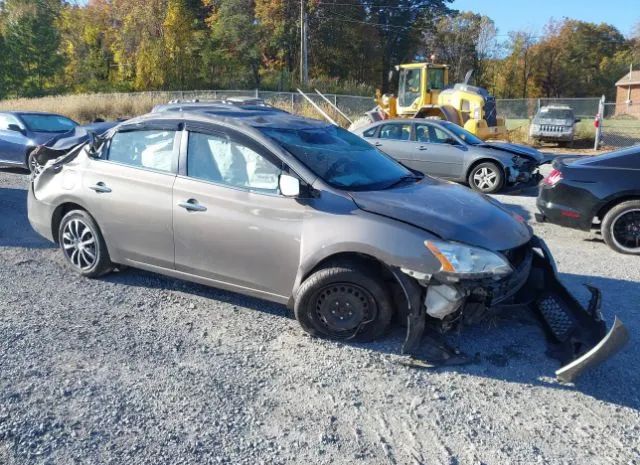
[451,0,639,38]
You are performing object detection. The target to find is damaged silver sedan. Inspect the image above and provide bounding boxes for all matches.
[27,111,628,382]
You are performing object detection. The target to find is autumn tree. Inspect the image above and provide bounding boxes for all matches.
[164,0,200,90]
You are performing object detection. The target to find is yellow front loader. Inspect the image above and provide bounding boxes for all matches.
[356,62,507,140]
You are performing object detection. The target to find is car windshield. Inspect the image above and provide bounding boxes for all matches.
[261,125,416,191]
[537,109,574,120]
[20,114,77,133]
[440,122,483,145]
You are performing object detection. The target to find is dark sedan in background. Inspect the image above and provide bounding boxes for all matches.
[0,111,116,172]
[352,119,545,194]
[537,147,640,254]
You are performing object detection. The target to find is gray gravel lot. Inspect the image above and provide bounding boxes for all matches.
[1,167,639,465]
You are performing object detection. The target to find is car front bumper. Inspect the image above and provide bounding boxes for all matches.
[401,237,628,382]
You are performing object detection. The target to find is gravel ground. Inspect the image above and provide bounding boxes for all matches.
[1,166,639,465]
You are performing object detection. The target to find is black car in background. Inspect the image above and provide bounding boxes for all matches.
[537,147,640,254]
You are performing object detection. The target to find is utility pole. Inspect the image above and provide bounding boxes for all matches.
[300,0,308,86]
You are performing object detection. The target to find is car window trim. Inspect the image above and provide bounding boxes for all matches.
[101,128,181,175]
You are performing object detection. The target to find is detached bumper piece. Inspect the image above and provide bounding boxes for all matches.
[529,238,629,382]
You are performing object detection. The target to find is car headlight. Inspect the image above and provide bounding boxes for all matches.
[425,240,513,278]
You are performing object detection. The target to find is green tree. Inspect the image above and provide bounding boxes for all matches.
[422,11,497,86]
[3,0,63,96]
[205,0,261,88]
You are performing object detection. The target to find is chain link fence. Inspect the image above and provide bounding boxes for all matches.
[600,102,640,148]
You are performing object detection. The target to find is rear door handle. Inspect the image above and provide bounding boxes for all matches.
[89,182,111,193]
[178,199,207,212]
[418,146,428,151]
[374,142,383,147]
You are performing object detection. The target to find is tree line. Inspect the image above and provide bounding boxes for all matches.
[0,0,638,100]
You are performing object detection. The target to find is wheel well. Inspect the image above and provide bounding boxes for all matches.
[596,195,640,222]
[295,252,409,318]
[466,158,504,181]
[51,202,86,243]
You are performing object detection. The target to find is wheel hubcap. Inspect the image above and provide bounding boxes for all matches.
[473,167,497,190]
[612,209,640,252]
[314,283,375,335]
[62,219,97,270]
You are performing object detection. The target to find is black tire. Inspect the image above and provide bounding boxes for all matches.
[294,260,394,342]
[601,200,640,255]
[58,210,114,277]
[468,162,504,194]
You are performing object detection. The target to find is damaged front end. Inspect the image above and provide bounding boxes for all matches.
[398,236,629,382]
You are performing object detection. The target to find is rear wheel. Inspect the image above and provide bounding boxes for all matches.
[602,200,640,255]
[294,260,393,342]
[58,210,114,277]
[468,162,504,194]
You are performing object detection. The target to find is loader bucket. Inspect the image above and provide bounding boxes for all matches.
[529,238,629,382]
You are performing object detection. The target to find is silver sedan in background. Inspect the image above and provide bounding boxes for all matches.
[352,119,545,194]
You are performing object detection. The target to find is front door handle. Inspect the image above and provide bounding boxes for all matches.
[418,146,428,151]
[89,182,111,193]
[374,142,383,147]
[178,199,207,212]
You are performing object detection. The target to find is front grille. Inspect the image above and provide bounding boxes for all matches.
[540,124,563,133]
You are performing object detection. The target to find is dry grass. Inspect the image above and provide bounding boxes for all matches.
[0,93,176,123]
[0,92,356,127]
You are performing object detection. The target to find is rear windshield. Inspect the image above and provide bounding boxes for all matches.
[20,114,77,133]
[261,126,413,191]
[537,109,574,120]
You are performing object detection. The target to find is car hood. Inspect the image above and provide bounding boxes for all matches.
[479,141,544,163]
[349,177,532,251]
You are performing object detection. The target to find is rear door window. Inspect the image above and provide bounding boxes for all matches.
[107,130,178,173]
[378,123,412,141]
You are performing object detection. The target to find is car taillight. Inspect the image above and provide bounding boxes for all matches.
[543,169,563,187]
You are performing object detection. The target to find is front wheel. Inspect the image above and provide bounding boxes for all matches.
[294,261,394,342]
[27,150,41,175]
[468,162,504,194]
[602,200,640,255]
[58,210,114,277]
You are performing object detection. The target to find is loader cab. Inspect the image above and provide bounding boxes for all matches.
[396,63,448,115]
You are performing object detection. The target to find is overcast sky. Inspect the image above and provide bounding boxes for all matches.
[451,0,639,38]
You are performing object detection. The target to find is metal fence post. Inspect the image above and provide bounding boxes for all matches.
[594,95,605,151]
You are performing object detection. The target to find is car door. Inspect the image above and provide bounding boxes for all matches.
[414,123,466,179]
[172,127,305,300]
[0,114,29,165]
[81,126,179,269]
[368,123,416,165]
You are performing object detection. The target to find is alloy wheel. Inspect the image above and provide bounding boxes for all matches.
[61,219,98,270]
[611,209,640,252]
[473,167,498,191]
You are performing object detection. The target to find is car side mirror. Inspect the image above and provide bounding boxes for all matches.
[574,118,581,123]
[279,174,300,197]
[7,123,25,135]
[446,137,459,145]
